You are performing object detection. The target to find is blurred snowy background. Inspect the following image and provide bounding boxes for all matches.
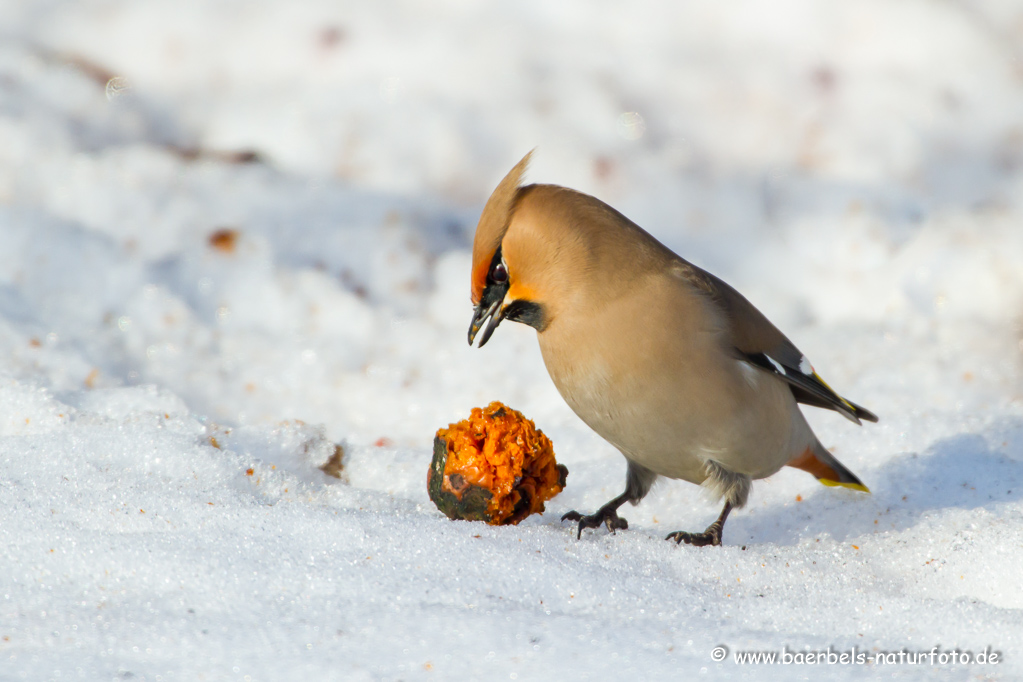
[2,0,1023,679]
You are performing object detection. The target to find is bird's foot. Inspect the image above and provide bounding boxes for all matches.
[665,528,722,547]
[666,501,731,547]
[562,505,628,539]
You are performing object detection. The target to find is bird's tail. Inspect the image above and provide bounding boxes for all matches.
[786,440,869,493]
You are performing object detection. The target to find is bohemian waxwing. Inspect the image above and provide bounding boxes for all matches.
[468,151,877,546]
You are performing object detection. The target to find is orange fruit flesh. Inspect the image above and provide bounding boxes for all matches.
[436,401,564,525]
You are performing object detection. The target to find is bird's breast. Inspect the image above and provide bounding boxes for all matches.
[535,281,804,484]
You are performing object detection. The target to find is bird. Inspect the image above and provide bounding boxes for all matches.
[467,151,877,546]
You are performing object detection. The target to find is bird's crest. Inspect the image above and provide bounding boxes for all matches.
[471,150,533,304]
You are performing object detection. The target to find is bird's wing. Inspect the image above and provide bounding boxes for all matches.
[678,261,877,425]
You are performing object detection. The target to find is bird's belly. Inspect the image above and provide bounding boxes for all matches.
[545,349,801,484]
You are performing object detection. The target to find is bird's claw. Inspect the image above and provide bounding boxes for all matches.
[665,529,722,547]
[561,507,628,539]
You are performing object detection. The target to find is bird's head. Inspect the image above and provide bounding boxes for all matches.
[468,151,661,347]
[467,150,554,347]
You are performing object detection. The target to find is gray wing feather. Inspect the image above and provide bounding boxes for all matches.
[677,260,878,424]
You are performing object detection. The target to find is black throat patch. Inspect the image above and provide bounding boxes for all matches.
[502,299,547,332]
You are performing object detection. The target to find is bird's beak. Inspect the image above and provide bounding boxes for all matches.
[468,281,510,347]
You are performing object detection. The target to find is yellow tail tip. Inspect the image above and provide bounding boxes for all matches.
[819,479,871,494]
[812,371,856,412]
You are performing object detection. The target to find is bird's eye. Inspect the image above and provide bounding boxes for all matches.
[491,262,508,284]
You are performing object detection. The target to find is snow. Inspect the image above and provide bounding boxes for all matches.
[2,0,1023,679]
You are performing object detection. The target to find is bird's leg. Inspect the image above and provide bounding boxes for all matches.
[665,501,733,547]
[561,491,632,539]
[562,462,656,539]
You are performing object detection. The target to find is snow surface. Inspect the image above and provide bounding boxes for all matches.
[2,0,1023,679]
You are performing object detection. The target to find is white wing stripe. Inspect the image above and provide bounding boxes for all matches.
[766,355,786,375]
